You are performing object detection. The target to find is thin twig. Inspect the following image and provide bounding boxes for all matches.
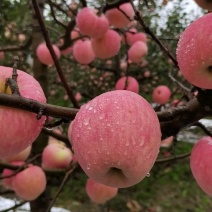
[0,200,28,212]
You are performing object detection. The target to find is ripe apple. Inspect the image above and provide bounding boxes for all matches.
[13,165,46,200]
[194,0,212,10]
[105,3,135,28]
[76,7,109,39]
[128,41,148,63]
[91,29,121,59]
[73,39,95,64]
[115,76,139,93]
[176,13,212,89]
[0,66,46,159]
[36,43,61,65]
[2,161,25,189]
[190,136,212,196]
[161,136,173,148]
[68,90,161,188]
[42,143,73,169]
[86,178,118,204]
[152,85,171,104]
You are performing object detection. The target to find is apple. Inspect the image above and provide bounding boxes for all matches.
[13,165,46,200]
[91,29,121,59]
[105,3,135,28]
[75,92,82,102]
[3,146,32,162]
[152,85,171,104]
[76,7,109,39]
[128,41,148,63]
[194,0,212,10]
[190,136,212,196]
[0,66,46,159]
[115,76,139,93]
[61,46,72,55]
[36,43,61,65]
[176,13,212,89]
[86,178,118,204]
[2,161,25,189]
[73,39,95,64]
[42,143,73,169]
[68,90,161,188]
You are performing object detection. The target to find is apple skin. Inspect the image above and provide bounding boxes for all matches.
[190,136,212,196]
[3,146,32,162]
[13,165,46,201]
[152,85,171,104]
[86,178,118,204]
[115,76,139,93]
[0,66,46,159]
[194,0,212,10]
[176,13,212,89]
[42,143,73,169]
[69,90,161,188]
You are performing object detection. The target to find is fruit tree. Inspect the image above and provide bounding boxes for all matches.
[0,0,212,211]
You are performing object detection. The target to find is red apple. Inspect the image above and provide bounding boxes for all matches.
[105,3,135,28]
[42,143,73,169]
[0,66,46,159]
[194,0,212,10]
[161,136,173,148]
[115,76,139,93]
[13,165,46,200]
[73,39,95,64]
[86,178,118,204]
[2,161,25,189]
[176,13,212,89]
[69,90,161,188]
[36,43,61,65]
[76,7,109,39]
[91,29,121,59]
[152,85,171,104]
[190,136,212,196]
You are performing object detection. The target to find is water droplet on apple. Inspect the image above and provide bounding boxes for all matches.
[83,118,89,125]
[126,141,129,146]
[146,172,150,177]
[139,139,144,146]
[87,163,91,170]
[88,106,93,111]
[99,114,104,119]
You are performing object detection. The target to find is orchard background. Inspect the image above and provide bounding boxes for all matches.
[0,0,212,211]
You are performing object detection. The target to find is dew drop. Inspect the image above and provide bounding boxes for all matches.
[107,123,111,127]
[93,109,97,113]
[87,163,91,170]
[88,106,93,111]
[85,104,90,109]
[99,114,104,120]
[111,128,114,132]
[124,151,128,156]
[131,119,136,123]
[146,173,150,177]
[84,118,89,125]
[139,139,144,146]
[126,141,129,146]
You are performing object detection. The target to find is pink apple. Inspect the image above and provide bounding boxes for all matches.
[115,76,139,93]
[36,43,61,65]
[13,165,46,200]
[2,161,25,189]
[75,92,82,102]
[194,0,212,10]
[0,66,46,159]
[42,143,73,169]
[176,13,212,89]
[190,136,212,196]
[68,90,161,188]
[61,46,72,55]
[128,41,148,63]
[76,7,109,39]
[86,178,118,204]
[152,85,171,104]
[91,29,121,59]
[3,146,32,162]
[0,51,4,60]
[105,3,135,28]
[128,32,147,46]
[73,39,95,64]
